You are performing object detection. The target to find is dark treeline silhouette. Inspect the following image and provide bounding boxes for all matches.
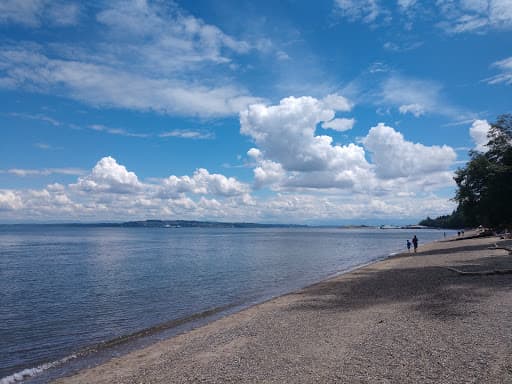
[420,114,512,231]
[419,209,466,229]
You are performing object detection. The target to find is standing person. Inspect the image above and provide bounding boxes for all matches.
[412,235,418,253]
[406,239,411,253]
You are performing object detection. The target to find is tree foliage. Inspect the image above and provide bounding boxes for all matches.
[453,114,512,230]
[419,209,466,229]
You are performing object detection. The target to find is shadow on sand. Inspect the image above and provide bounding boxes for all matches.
[393,241,501,258]
[288,243,512,321]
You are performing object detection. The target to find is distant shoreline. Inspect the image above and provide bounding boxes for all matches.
[0,220,448,229]
[0,220,307,228]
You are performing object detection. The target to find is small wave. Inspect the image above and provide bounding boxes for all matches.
[0,303,239,384]
[0,354,76,384]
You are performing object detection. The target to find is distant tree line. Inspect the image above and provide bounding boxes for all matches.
[420,114,512,230]
[419,210,466,229]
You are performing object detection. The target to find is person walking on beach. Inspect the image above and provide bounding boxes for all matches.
[412,235,418,253]
[406,239,411,253]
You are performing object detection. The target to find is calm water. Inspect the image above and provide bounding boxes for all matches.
[0,226,451,382]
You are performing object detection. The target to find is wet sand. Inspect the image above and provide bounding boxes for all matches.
[55,234,512,383]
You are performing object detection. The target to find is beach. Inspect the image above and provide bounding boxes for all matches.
[54,234,512,383]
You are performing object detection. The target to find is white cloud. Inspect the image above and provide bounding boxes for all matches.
[34,142,60,150]
[362,123,457,179]
[322,118,355,131]
[159,130,214,140]
[381,75,466,118]
[276,50,290,61]
[469,119,491,151]
[72,156,142,194]
[333,0,512,34]
[95,0,251,69]
[161,168,249,197]
[438,14,488,33]
[397,0,417,11]
[398,103,425,117]
[383,40,423,52]
[240,96,366,175]
[240,96,458,194]
[486,56,512,85]
[1,168,85,177]
[437,0,512,33]
[252,160,286,188]
[0,156,255,221]
[89,124,150,138]
[368,62,390,73]
[334,0,383,23]
[0,0,42,27]
[0,0,80,27]
[252,192,456,223]
[0,149,458,222]
[0,47,262,117]
[7,112,215,140]
[0,181,458,223]
[382,76,438,116]
[0,1,265,117]
[321,93,353,112]
[461,0,489,13]
[8,112,61,126]
[0,190,24,210]
[45,2,80,26]
[247,148,262,160]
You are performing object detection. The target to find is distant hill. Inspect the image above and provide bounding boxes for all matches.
[120,220,307,228]
[0,220,309,228]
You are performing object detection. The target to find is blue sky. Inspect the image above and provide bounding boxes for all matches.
[0,0,511,224]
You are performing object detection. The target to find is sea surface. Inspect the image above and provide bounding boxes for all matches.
[0,226,453,383]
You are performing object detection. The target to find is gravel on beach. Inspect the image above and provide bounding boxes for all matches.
[55,235,512,384]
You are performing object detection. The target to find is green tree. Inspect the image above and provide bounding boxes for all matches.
[418,209,466,229]
[454,114,512,230]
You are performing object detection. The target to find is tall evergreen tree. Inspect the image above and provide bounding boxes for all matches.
[454,114,512,230]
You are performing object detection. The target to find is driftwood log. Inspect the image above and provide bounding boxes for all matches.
[445,244,512,276]
[488,244,512,255]
[445,267,512,276]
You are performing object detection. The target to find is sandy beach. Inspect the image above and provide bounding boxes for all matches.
[55,234,512,383]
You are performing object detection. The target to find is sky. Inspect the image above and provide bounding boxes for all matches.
[0,0,511,224]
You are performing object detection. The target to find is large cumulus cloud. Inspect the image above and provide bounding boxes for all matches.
[72,156,142,194]
[161,168,249,197]
[240,95,456,193]
[362,123,457,179]
[240,95,370,189]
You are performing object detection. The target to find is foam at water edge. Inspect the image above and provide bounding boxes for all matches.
[0,354,77,384]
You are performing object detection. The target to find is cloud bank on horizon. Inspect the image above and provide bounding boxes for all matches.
[0,0,510,223]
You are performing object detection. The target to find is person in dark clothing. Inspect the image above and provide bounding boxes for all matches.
[412,235,418,253]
